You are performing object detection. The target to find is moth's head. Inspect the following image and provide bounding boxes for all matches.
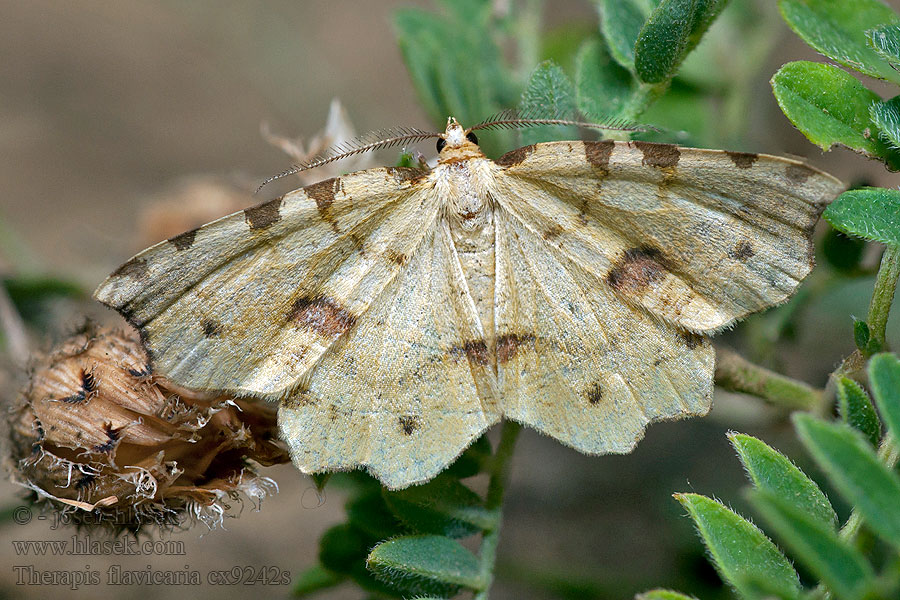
[437,117,483,162]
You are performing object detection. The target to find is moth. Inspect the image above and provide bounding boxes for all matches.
[95,116,843,489]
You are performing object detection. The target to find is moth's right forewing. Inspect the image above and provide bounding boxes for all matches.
[492,141,844,333]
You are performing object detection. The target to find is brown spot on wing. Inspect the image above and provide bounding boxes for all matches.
[543,223,564,240]
[385,248,408,266]
[606,247,668,293]
[725,151,759,169]
[584,140,615,171]
[288,296,356,338]
[244,198,283,230]
[464,340,491,366]
[399,415,420,435]
[168,228,198,250]
[305,177,342,213]
[634,141,680,168]
[497,333,535,364]
[586,381,603,405]
[679,330,705,350]
[785,163,812,184]
[729,240,755,261]
[112,258,149,281]
[495,144,536,167]
[202,319,221,337]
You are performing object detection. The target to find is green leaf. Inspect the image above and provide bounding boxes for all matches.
[310,472,331,492]
[674,493,801,599]
[318,524,396,595]
[519,60,577,145]
[444,433,492,479]
[393,2,515,154]
[870,353,900,446]
[868,23,900,67]
[636,590,697,600]
[794,413,900,548]
[822,228,867,274]
[771,61,899,167]
[292,564,345,597]
[636,78,711,145]
[598,0,654,71]
[836,377,882,446]
[3,276,85,326]
[778,0,900,83]
[383,475,497,538]
[871,95,900,150]
[749,490,876,600]
[347,491,405,540]
[634,0,727,84]
[729,433,838,529]
[574,37,636,121]
[853,318,872,353]
[367,535,484,596]
[824,188,900,246]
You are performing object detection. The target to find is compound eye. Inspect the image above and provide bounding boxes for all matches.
[436,138,447,153]
[466,132,478,144]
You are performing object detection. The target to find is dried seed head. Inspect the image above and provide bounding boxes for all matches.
[6,325,289,532]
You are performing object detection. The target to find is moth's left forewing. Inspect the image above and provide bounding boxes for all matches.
[492,141,844,333]
[94,166,434,396]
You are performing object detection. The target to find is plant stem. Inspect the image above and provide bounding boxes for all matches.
[865,244,900,354]
[474,420,521,600]
[714,347,825,411]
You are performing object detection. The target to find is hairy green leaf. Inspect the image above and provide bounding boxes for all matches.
[824,188,900,246]
[729,433,837,529]
[634,0,727,84]
[794,414,900,548]
[771,61,900,168]
[870,353,900,446]
[750,490,876,600]
[836,378,882,446]
[778,0,900,83]
[384,475,497,538]
[367,535,483,596]
[674,493,801,598]
[636,590,698,600]
[871,95,900,150]
[574,37,635,121]
[519,60,577,145]
[868,23,900,66]
[319,524,402,596]
[597,0,654,71]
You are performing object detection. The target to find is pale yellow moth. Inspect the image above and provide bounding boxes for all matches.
[94,117,844,489]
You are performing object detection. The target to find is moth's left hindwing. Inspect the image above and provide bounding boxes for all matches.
[94,167,433,397]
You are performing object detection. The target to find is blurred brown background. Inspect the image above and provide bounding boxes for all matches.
[1,1,899,599]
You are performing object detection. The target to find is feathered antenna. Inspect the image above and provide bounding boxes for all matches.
[468,107,658,134]
[257,126,441,193]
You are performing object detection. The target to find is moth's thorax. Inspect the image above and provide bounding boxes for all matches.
[436,158,496,236]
